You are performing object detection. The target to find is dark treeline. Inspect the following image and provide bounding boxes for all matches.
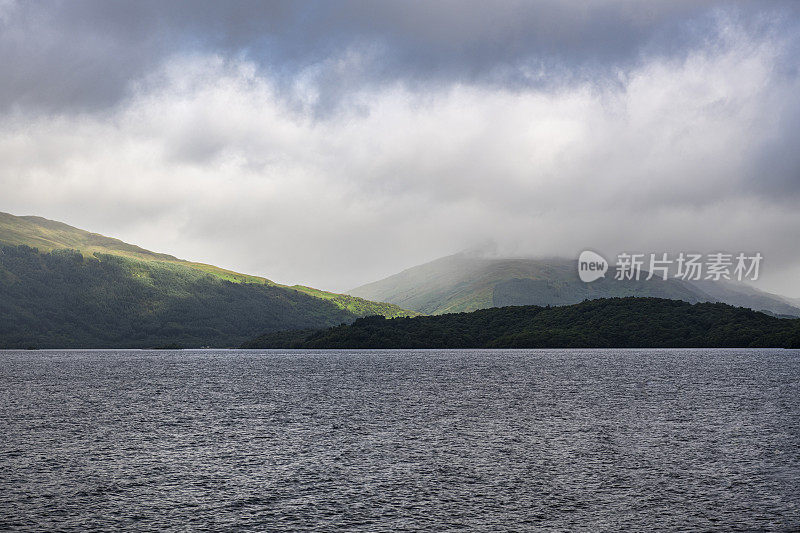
[243,297,800,349]
[0,245,357,348]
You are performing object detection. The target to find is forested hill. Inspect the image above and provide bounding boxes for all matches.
[0,245,405,349]
[0,211,413,320]
[243,298,800,349]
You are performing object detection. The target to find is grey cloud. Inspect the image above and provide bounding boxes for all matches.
[747,95,800,201]
[0,1,799,297]
[2,0,798,113]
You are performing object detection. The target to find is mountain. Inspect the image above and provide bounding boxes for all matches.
[0,211,413,348]
[243,298,800,349]
[348,252,800,317]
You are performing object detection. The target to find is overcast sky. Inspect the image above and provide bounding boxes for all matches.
[1,0,799,295]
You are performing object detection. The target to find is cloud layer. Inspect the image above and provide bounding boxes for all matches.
[1,1,799,295]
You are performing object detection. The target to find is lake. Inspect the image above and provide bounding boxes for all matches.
[1,349,798,531]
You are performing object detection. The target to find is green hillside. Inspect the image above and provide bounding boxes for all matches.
[349,252,800,317]
[244,298,800,349]
[0,211,412,319]
[0,211,414,348]
[0,245,348,348]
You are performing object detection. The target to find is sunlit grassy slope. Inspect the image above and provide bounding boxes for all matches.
[0,211,413,319]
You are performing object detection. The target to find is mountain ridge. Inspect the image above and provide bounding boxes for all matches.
[0,211,414,348]
[0,210,414,319]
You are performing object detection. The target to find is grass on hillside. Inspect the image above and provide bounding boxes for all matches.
[0,211,414,318]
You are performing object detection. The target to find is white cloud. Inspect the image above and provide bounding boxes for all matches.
[1,22,798,296]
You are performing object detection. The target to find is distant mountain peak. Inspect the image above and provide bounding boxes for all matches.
[349,253,800,317]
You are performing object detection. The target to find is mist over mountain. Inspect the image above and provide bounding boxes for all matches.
[349,252,800,317]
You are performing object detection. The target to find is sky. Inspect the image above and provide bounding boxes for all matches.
[1,0,799,296]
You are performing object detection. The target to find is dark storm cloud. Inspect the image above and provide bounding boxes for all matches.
[2,0,798,112]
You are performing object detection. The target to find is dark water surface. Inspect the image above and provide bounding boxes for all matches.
[1,349,798,532]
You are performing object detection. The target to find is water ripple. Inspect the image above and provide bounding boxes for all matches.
[0,348,798,531]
